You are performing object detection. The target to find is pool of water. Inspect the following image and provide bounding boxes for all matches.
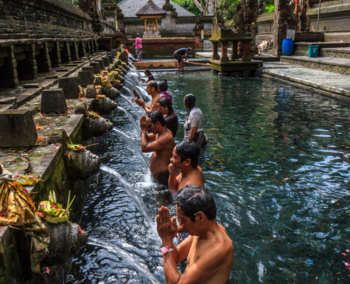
[69,71,350,283]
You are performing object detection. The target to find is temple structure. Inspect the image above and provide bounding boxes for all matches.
[136,1,166,38]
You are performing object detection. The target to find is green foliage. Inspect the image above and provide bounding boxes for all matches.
[264,4,275,13]
[172,0,201,16]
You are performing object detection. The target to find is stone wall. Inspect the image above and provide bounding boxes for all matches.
[256,13,274,45]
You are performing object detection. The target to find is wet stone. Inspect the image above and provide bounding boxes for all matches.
[102,57,109,68]
[82,66,94,74]
[58,77,80,98]
[0,97,16,104]
[41,88,67,114]
[96,59,105,71]
[0,109,38,147]
[23,83,40,89]
[86,85,97,98]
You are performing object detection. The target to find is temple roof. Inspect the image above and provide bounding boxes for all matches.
[136,0,166,16]
[119,0,195,17]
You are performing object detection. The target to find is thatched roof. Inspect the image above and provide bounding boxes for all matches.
[136,0,166,16]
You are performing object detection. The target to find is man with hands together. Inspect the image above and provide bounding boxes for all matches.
[156,185,234,284]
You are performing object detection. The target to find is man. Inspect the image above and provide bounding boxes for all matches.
[168,140,204,194]
[140,111,175,185]
[133,80,161,114]
[173,47,192,70]
[156,185,234,284]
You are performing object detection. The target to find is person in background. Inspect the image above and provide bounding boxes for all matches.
[133,80,161,114]
[183,94,207,147]
[156,98,178,137]
[133,33,142,61]
[156,185,234,284]
[140,111,175,186]
[140,69,154,83]
[173,47,192,70]
[159,80,172,103]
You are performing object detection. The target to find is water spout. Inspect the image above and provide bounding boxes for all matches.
[136,86,151,101]
[112,128,149,168]
[88,237,161,284]
[120,94,141,119]
[117,106,141,135]
[100,165,156,235]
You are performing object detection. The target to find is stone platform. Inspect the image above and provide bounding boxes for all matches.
[210,59,263,74]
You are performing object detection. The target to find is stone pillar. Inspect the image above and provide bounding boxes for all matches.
[70,42,79,60]
[272,0,289,56]
[58,77,80,98]
[17,43,37,80]
[211,42,220,60]
[79,42,86,58]
[49,41,61,67]
[230,41,239,60]
[242,41,252,62]
[41,89,67,114]
[0,109,37,147]
[220,42,230,62]
[35,42,51,73]
[61,42,71,63]
[0,46,19,88]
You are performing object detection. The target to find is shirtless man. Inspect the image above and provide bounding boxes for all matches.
[157,185,234,284]
[140,111,175,185]
[133,80,160,114]
[168,140,204,194]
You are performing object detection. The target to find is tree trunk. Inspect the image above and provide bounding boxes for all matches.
[193,0,206,14]
[206,0,216,15]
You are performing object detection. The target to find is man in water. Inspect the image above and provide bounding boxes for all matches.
[133,80,161,114]
[156,185,234,284]
[168,140,204,194]
[173,47,192,70]
[140,111,175,185]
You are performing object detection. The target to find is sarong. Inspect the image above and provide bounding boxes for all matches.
[193,131,208,148]
[153,171,169,186]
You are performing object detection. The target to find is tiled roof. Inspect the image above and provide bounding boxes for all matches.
[119,0,195,17]
[136,1,166,16]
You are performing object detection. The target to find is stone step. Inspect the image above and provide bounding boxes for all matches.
[321,47,350,59]
[280,55,350,75]
[293,42,349,56]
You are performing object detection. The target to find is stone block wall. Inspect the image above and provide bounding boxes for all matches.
[256,13,274,45]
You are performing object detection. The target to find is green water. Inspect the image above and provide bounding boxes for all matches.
[70,71,350,283]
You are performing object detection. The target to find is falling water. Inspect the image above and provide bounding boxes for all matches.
[120,94,142,119]
[136,86,151,101]
[117,106,141,135]
[100,165,156,235]
[112,128,149,168]
[88,237,161,284]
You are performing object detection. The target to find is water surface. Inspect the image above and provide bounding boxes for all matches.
[70,71,350,283]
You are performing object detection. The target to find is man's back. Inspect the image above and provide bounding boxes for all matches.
[175,48,188,56]
[177,166,204,192]
[150,129,175,174]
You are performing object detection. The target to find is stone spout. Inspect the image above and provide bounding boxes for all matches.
[91,97,117,114]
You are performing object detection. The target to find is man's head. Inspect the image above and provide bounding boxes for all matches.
[184,93,196,110]
[146,80,159,96]
[187,47,192,53]
[147,111,166,134]
[170,140,200,171]
[136,33,140,37]
[175,185,216,233]
[144,69,151,76]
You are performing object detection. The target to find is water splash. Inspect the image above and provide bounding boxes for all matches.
[100,165,156,235]
[136,86,151,101]
[117,106,141,135]
[87,237,161,284]
[120,94,142,119]
[112,128,149,168]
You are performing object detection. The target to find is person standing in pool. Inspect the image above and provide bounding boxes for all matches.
[156,185,234,284]
[183,94,208,147]
[168,140,204,194]
[140,69,154,83]
[133,33,142,61]
[140,111,175,186]
[133,80,161,114]
[159,80,172,102]
[173,47,192,70]
[154,98,178,137]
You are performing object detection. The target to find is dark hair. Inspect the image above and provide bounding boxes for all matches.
[145,69,152,76]
[188,47,192,51]
[148,80,159,93]
[175,185,216,222]
[159,98,174,116]
[148,111,165,126]
[184,94,196,110]
[176,140,200,168]
[159,80,168,92]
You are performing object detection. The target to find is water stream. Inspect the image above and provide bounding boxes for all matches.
[112,128,149,168]
[117,106,141,135]
[120,94,142,119]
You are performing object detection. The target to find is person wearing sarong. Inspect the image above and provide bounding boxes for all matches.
[183,94,208,147]
[133,33,142,61]
[140,111,175,186]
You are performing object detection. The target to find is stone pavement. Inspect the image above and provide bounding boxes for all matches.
[262,61,350,102]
